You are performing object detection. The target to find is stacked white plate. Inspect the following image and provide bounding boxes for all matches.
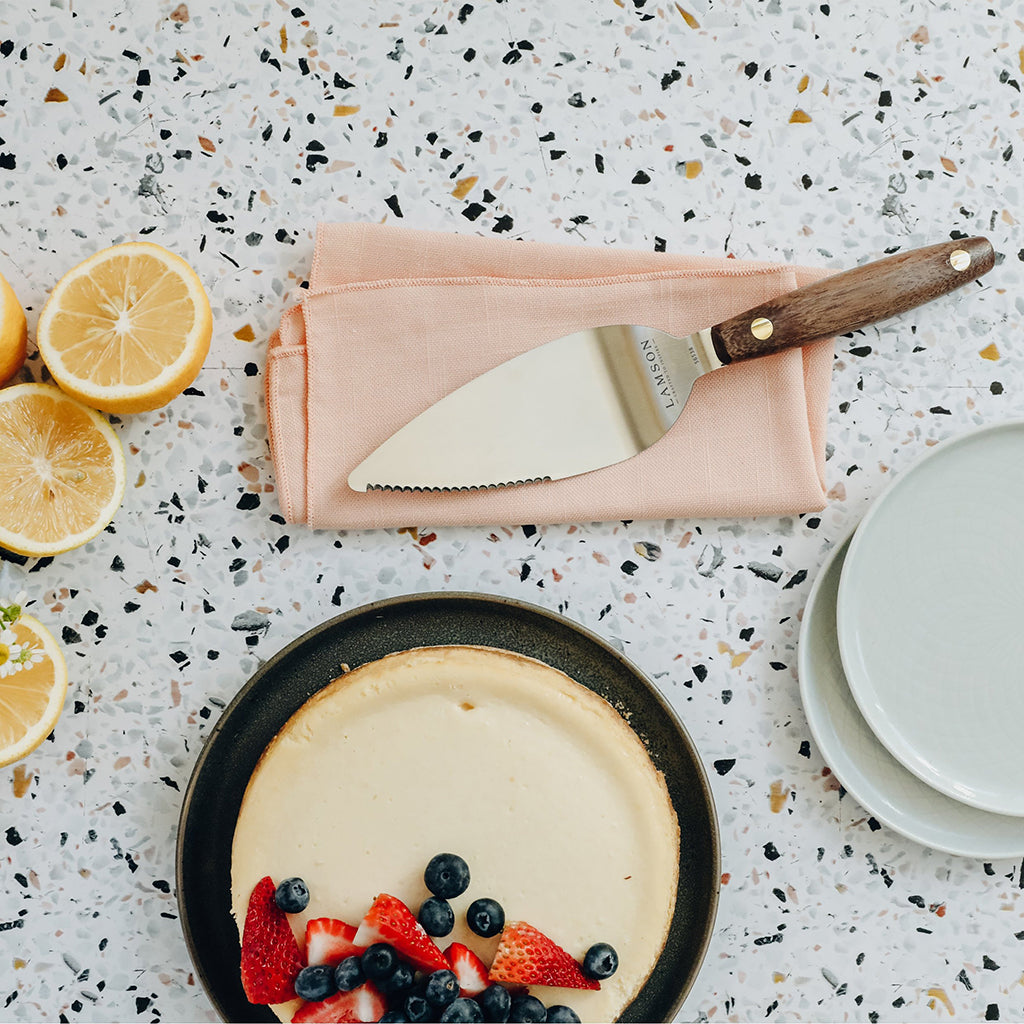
[798,421,1024,858]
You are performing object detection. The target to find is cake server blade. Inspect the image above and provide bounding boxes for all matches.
[348,237,993,493]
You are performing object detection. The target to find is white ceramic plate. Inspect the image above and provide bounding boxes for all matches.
[836,421,1024,817]
[799,527,1024,858]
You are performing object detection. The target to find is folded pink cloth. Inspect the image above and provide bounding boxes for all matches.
[266,224,834,530]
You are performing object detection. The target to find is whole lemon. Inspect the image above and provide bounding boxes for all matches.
[0,271,28,384]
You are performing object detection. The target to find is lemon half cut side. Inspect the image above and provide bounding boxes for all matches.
[0,383,126,557]
[36,241,212,414]
[0,610,68,769]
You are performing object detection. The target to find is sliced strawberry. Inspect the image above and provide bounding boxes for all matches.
[240,876,304,1004]
[291,982,386,1023]
[304,917,365,967]
[444,941,489,997]
[352,893,448,974]
[488,921,600,991]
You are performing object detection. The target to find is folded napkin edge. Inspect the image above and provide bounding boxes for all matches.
[302,262,830,299]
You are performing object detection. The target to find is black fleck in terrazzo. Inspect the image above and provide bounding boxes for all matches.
[1,1,1023,1021]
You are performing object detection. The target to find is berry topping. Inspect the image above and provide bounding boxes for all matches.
[304,917,365,967]
[488,922,599,992]
[508,995,547,1023]
[405,994,432,1022]
[424,969,461,1009]
[378,1013,406,1024]
[294,964,338,1003]
[379,961,415,998]
[419,896,456,938]
[475,984,512,1023]
[354,894,449,974]
[360,943,400,982]
[444,942,489,997]
[240,876,304,1004]
[275,876,311,914]
[291,982,387,1023]
[581,942,618,981]
[441,997,486,1022]
[466,898,504,939]
[424,853,471,899]
[545,1007,581,1023]
[333,955,365,992]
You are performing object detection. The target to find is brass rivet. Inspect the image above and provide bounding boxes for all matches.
[751,316,774,341]
[950,249,971,272]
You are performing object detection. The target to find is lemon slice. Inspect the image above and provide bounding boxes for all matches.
[0,270,28,384]
[0,609,68,768]
[0,383,126,557]
[36,241,212,414]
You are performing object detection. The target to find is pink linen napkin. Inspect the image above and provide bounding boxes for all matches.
[265,223,834,530]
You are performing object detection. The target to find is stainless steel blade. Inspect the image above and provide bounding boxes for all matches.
[347,324,722,492]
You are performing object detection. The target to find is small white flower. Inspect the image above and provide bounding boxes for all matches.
[0,593,40,677]
[21,645,44,667]
[0,643,24,676]
[0,592,25,613]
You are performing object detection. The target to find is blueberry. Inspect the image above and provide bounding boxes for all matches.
[274,876,309,913]
[333,955,365,991]
[582,942,618,980]
[424,853,471,899]
[545,1007,580,1023]
[294,963,336,1002]
[475,985,512,1023]
[404,994,432,1022]
[361,942,400,982]
[441,997,486,1022]
[508,995,546,1023]
[424,969,460,1008]
[380,961,415,997]
[419,896,455,937]
[466,897,504,938]
[379,1012,407,1023]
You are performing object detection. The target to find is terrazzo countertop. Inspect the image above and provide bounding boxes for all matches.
[2,1,1023,1021]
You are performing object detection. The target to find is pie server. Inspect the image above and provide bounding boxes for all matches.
[348,237,994,493]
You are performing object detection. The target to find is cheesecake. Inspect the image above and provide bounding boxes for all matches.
[230,645,680,1022]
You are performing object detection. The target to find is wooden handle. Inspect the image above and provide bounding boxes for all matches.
[709,236,995,364]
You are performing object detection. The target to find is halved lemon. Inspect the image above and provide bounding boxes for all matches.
[36,241,212,414]
[0,609,68,768]
[0,383,126,557]
[0,270,28,385]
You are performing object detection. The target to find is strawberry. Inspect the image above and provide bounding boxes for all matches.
[291,982,386,1023]
[304,917,365,967]
[488,921,600,991]
[444,941,489,997]
[240,876,304,1004]
[352,893,448,974]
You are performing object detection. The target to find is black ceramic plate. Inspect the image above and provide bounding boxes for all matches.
[176,592,720,1023]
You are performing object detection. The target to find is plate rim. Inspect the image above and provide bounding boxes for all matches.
[799,525,1024,859]
[175,590,721,1022]
[836,419,1024,817]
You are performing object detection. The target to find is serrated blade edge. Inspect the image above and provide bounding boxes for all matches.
[364,476,553,493]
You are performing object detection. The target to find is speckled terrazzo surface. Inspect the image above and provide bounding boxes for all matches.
[1,1,1023,1021]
